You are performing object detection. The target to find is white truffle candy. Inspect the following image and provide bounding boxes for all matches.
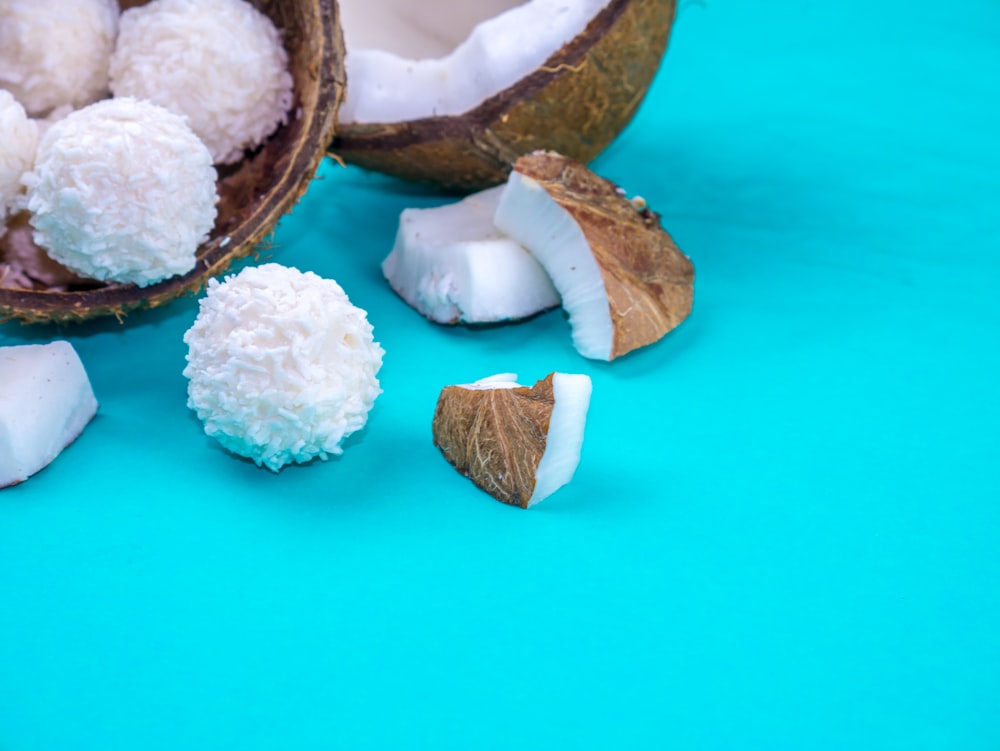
[109,0,295,164]
[0,90,38,225]
[0,0,120,117]
[0,341,98,489]
[184,264,385,471]
[24,97,219,288]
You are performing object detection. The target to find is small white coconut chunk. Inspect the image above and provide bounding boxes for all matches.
[382,186,559,324]
[432,371,592,508]
[24,97,218,288]
[494,171,614,360]
[0,341,98,489]
[183,264,385,472]
[0,0,119,117]
[109,0,295,164]
[340,0,607,124]
[0,91,38,226]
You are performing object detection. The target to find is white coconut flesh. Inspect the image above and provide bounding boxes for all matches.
[493,171,614,360]
[0,341,98,488]
[455,371,592,507]
[338,0,608,124]
[382,185,559,323]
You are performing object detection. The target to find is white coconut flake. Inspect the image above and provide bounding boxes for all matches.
[183,263,385,472]
[382,186,560,324]
[0,0,119,117]
[0,91,38,226]
[109,0,295,165]
[340,0,607,124]
[24,98,218,288]
[0,341,98,489]
[494,171,614,360]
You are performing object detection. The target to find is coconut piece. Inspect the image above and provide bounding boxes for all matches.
[183,263,384,472]
[382,186,559,324]
[494,151,694,361]
[0,91,38,227]
[432,372,592,508]
[109,0,295,165]
[0,341,98,489]
[0,0,119,118]
[332,0,677,190]
[23,98,219,288]
[0,0,342,324]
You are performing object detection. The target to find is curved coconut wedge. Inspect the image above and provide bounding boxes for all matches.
[0,0,343,324]
[494,151,694,361]
[382,186,559,324]
[433,372,592,508]
[0,341,98,488]
[332,0,677,190]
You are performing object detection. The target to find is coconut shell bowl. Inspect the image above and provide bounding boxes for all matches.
[0,0,343,324]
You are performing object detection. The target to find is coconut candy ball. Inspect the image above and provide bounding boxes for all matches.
[24,97,218,288]
[183,264,385,471]
[0,90,38,225]
[0,0,119,117]
[109,0,295,165]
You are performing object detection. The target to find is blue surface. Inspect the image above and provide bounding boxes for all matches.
[2,1,999,748]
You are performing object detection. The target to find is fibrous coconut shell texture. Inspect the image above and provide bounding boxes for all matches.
[331,0,677,190]
[499,151,694,360]
[0,0,343,324]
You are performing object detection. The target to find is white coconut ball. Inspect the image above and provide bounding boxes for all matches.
[183,264,385,471]
[109,0,295,165]
[0,90,38,225]
[0,0,120,117]
[24,97,218,288]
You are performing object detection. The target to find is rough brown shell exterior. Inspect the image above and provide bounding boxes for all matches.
[330,0,677,191]
[0,0,344,324]
[514,151,693,360]
[432,374,557,509]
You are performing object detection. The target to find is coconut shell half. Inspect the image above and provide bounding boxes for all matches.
[0,0,344,324]
[330,0,677,191]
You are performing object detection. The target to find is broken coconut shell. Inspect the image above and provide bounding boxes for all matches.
[495,151,694,361]
[330,0,677,190]
[433,372,592,508]
[0,0,343,324]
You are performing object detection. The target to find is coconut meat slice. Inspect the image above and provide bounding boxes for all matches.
[339,0,608,124]
[432,371,592,508]
[382,185,560,324]
[0,341,98,488]
[494,152,695,361]
[494,169,614,359]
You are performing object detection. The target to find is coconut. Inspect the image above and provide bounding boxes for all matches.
[0,0,342,324]
[381,185,559,324]
[432,372,592,508]
[494,151,694,361]
[0,341,98,488]
[331,0,678,190]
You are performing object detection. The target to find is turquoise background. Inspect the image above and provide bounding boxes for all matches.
[2,0,999,748]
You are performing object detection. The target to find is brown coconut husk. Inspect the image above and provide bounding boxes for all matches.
[508,151,694,360]
[329,0,676,191]
[0,0,344,324]
[432,374,558,509]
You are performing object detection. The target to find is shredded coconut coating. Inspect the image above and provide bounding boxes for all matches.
[109,0,295,165]
[23,97,218,288]
[183,264,385,471]
[0,0,119,117]
[0,91,38,224]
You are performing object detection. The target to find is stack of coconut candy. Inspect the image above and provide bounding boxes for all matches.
[0,0,693,510]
